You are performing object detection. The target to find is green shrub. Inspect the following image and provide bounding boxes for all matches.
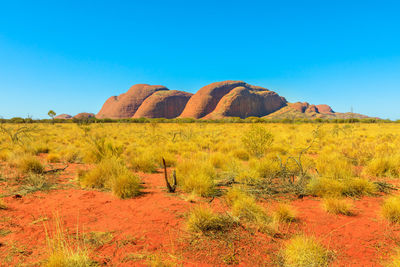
[242,125,273,158]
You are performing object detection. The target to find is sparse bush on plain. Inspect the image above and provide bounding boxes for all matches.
[382,196,400,223]
[273,204,298,223]
[176,158,216,197]
[45,216,95,267]
[16,154,44,174]
[187,205,236,233]
[364,156,400,178]
[79,157,141,199]
[281,235,333,267]
[242,125,274,158]
[307,176,376,197]
[322,198,354,216]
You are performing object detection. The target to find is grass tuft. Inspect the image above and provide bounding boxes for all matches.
[281,235,333,267]
[16,154,44,174]
[187,205,236,234]
[79,157,141,199]
[45,216,96,267]
[322,198,354,216]
[382,196,400,223]
[273,204,298,223]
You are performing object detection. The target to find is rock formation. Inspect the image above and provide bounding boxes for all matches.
[54,114,72,119]
[96,80,369,120]
[96,84,169,119]
[133,90,193,119]
[179,81,286,119]
[73,113,95,119]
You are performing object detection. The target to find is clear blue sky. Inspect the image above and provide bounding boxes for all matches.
[0,0,399,119]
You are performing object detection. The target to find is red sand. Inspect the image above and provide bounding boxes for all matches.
[1,164,400,266]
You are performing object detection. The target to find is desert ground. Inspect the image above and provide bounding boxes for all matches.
[1,122,400,266]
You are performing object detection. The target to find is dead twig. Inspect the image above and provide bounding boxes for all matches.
[162,158,177,193]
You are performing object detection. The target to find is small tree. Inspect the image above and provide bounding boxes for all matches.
[242,125,274,158]
[48,110,56,124]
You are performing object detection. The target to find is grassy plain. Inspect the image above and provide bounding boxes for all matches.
[0,122,400,265]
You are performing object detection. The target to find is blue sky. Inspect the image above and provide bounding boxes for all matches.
[0,0,399,119]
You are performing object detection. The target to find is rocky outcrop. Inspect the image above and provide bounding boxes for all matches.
[288,102,334,114]
[204,85,287,119]
[316,104,334,114]
[54,114,72,119]
[96,81,368,120]
[96,84,169,119]
[133,90,193,119]
[180,81,286,119]
[73,113,95,119]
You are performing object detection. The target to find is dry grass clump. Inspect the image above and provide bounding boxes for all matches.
[15,154,44,174]
[382,196,400,223]
[249,156,281,179]
[0,199,8,210]
[47,153,61,163]
[307,176,376,197]
[129,153,158,173]
[187,205,236,233]
[0,150,10,161]
[273,204,298,223]
[322,198,354,216]
[232,149,250,161]
[281,235,332,267]
[79,157,141,199]
[315,153,354,179]
[387,248,400,267]
[176,158,216,197]
[45,216,95,267]
[364,156,400,178]
[225,187,277,234]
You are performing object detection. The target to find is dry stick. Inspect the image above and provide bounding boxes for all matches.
[44,164,69,174]
[162,158,176,193]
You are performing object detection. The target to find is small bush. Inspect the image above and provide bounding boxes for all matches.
[273,204,297,223]
[242,125,273,158]
[387,248,400,267]
[315,153,354,180]
[79,157,141,199]
[364,156,400,178]
[322,198,354,216]
[382,196,400,223]
[187,205,236,233]
[0,150,10,161]
[129,153,158,173]
[47,153,61,163]
[0,199,8,210]
[45,216,94,267]
[249,157,280,179]
[307,177,376,197]
[16,155,44,174]
[281,235,332,267]
[176,159,216,197]
[232,149,250,161]
[225,187,276,234]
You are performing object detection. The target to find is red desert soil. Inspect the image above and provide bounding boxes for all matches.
[1,163,400,266]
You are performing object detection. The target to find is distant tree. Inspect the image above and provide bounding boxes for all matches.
[48,110,56,124]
